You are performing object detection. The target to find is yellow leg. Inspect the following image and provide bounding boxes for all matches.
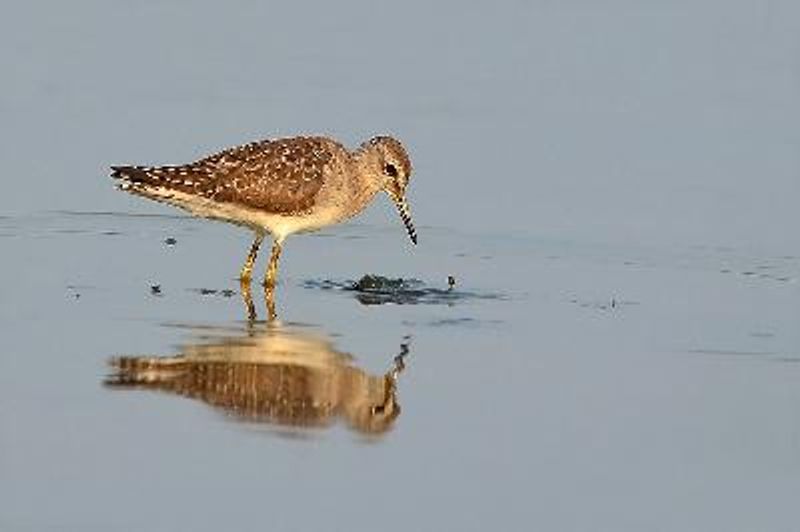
[240,279,257,323]
[263,238,284,290]
[239,276,278,324]
[240,233,264,283]
[264,284,277,323]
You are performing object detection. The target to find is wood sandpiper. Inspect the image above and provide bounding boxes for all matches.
[111,135,416,292]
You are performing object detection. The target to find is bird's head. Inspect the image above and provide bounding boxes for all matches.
[360,136,417,245]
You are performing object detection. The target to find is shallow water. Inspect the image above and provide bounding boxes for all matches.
[2,210,798,532]
[3,1,800,530]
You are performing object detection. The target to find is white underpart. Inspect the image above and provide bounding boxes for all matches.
[135,186,344,241]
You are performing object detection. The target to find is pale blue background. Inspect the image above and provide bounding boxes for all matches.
[1,1,798,531]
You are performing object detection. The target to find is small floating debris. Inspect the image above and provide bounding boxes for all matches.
[66,285,81,300]
[447,275,456,289]
[569,296,639,311]
[190,288,237,298]
[150,284,162,296]
[164,237,177,246]
[66,284,97,300]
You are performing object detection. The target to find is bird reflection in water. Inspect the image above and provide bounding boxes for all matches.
[105,322,409,436]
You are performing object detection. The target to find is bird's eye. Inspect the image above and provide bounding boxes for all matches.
[384,163,398,177]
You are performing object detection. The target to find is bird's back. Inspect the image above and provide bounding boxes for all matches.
[112,136,348,215]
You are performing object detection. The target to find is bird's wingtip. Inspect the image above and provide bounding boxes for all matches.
[110,165,129,179]
[110,165,150,183]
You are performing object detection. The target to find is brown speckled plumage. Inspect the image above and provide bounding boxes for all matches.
[112,137,340,215]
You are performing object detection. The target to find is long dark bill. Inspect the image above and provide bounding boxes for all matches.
[392,194,418,245]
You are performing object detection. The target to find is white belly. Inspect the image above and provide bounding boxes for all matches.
[141,187,348,240]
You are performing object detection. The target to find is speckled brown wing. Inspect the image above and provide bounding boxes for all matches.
[112,137,337,215]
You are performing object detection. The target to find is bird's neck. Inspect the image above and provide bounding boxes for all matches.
[344,149,384,217]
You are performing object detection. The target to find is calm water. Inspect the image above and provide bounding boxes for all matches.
[2,1,799,531]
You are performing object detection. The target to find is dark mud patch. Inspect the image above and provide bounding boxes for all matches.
[302,274,505,306]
